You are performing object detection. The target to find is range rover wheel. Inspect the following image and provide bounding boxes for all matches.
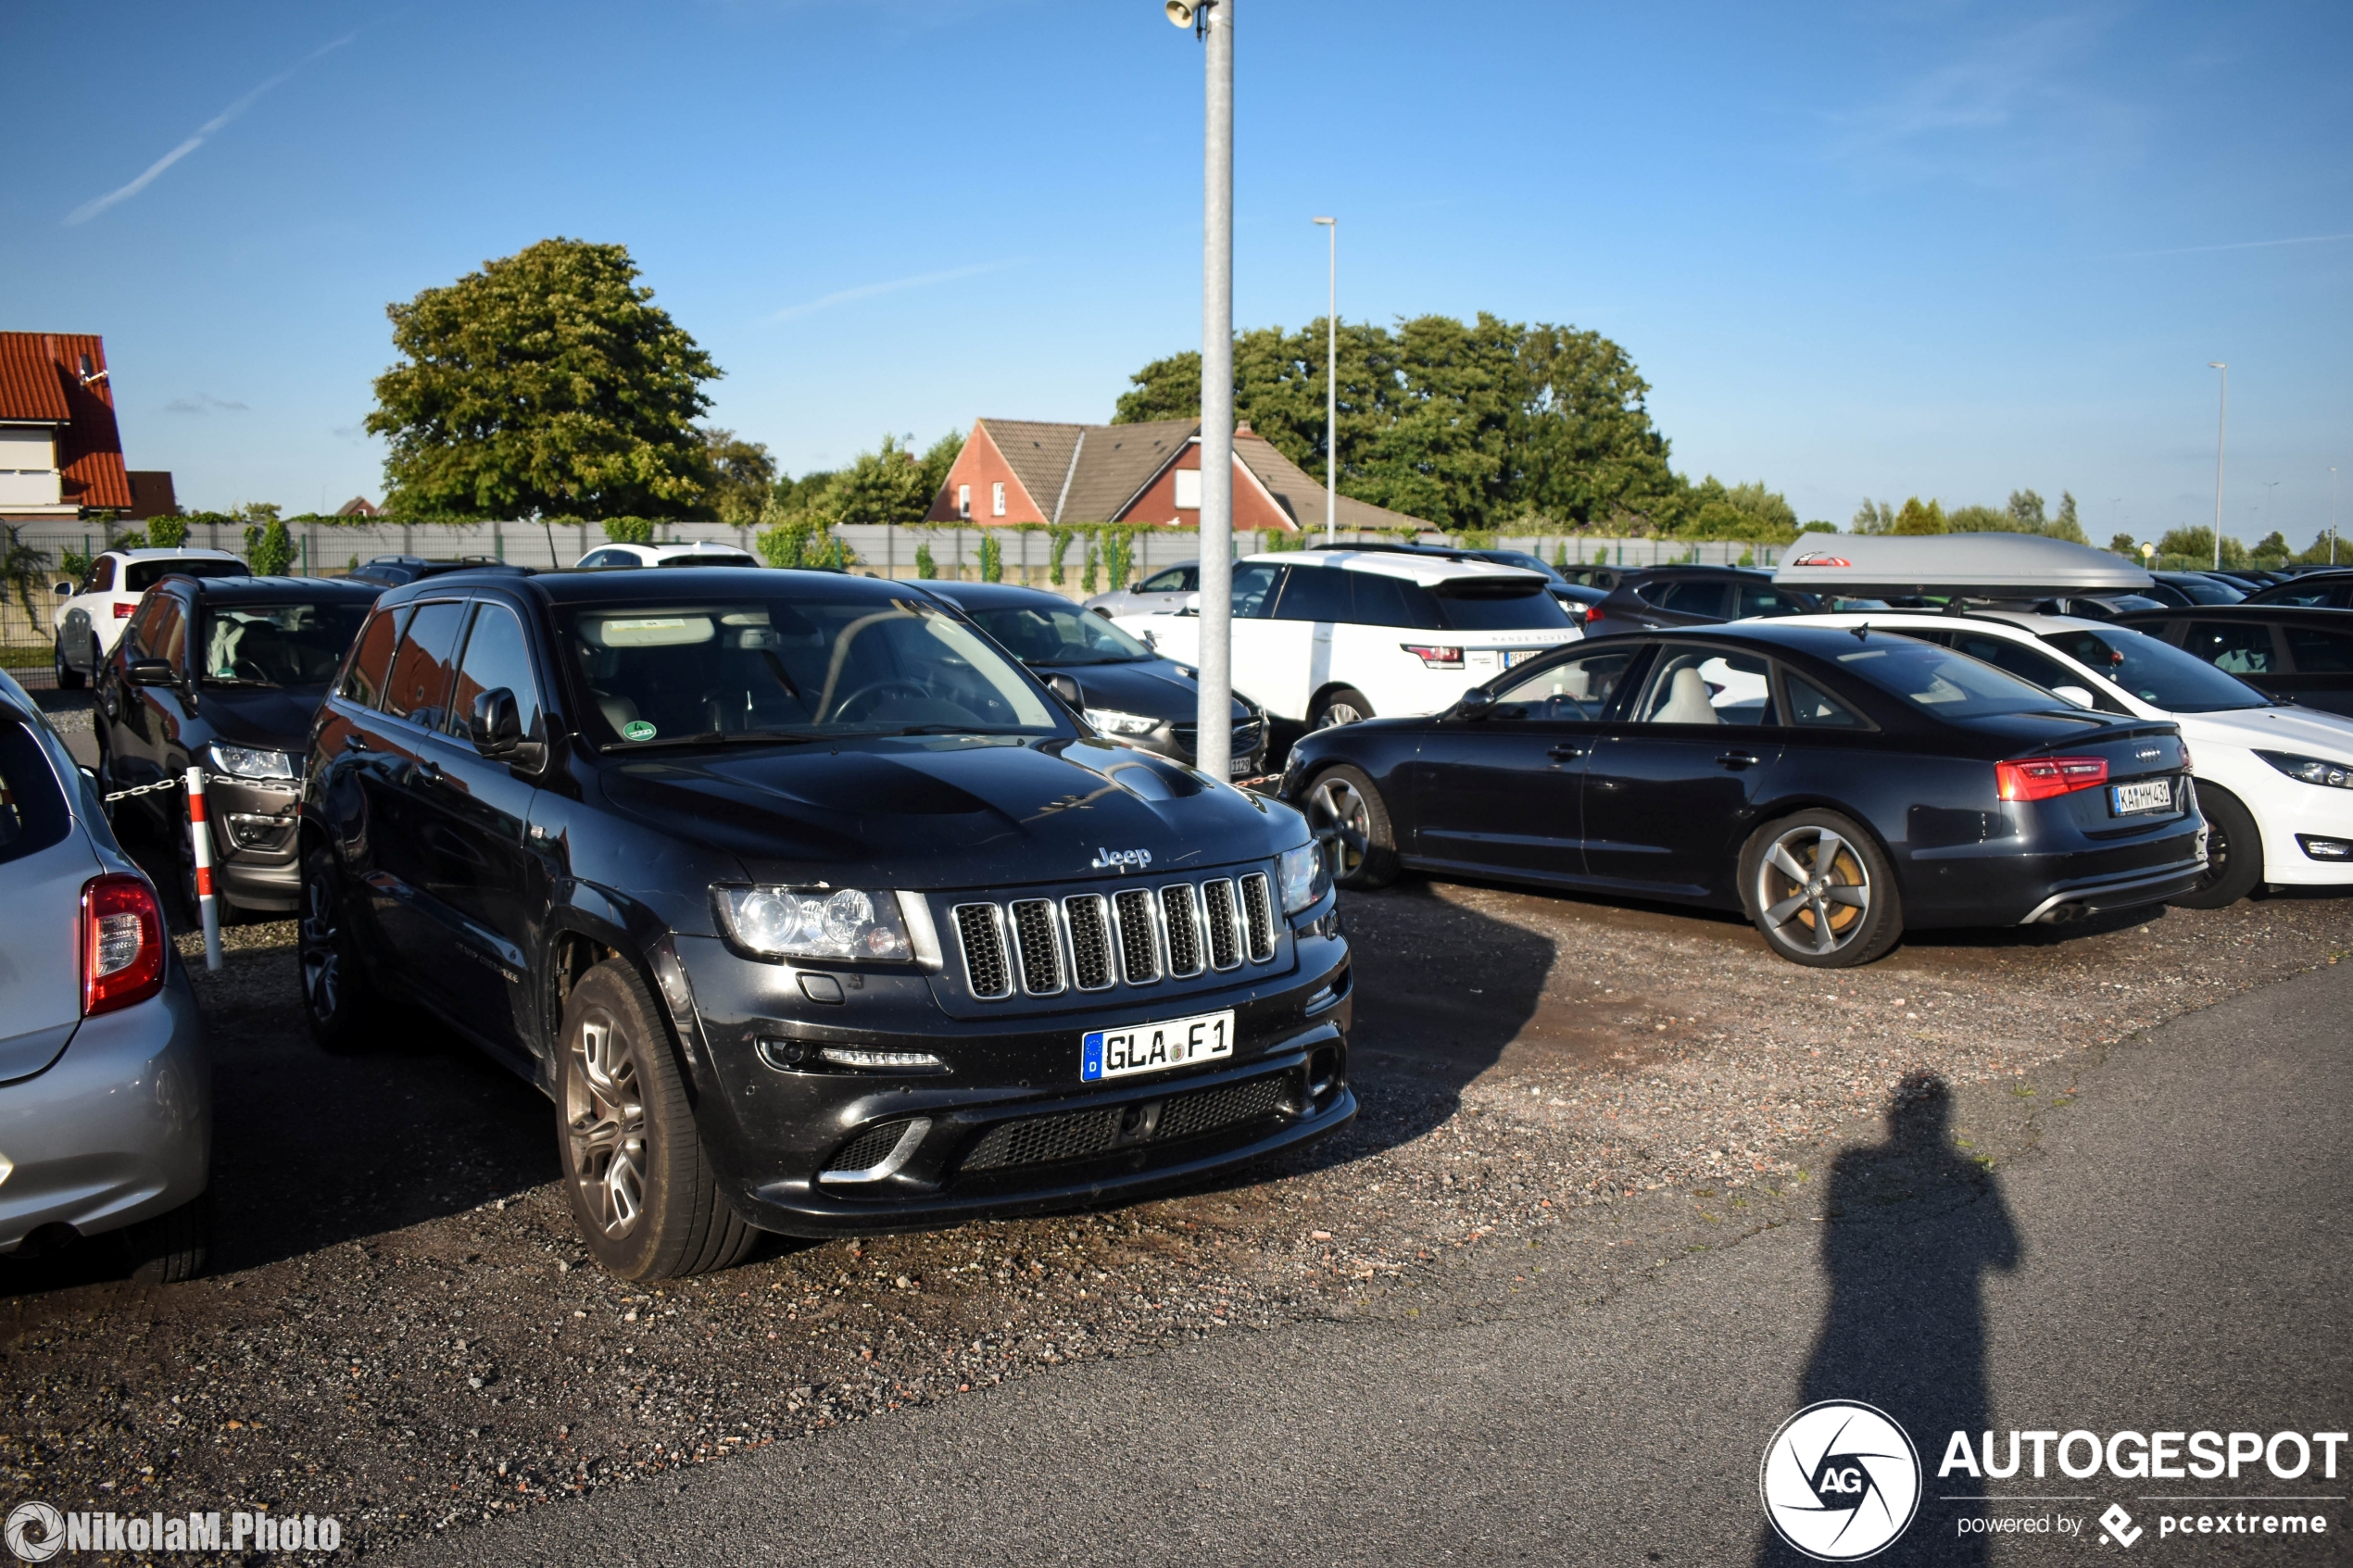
[53,633,85,690]
[2167,784,2261,909]
[1743,809,1903,968]
[299,847,382,1051]
[1311,686,1373,730]
[1305,764,1399,890]
[558,959,758,1281]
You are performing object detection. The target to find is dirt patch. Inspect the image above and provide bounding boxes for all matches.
[1,872,2346,1558]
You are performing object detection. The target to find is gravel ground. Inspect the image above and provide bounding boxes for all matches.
[1,866,2347,1562]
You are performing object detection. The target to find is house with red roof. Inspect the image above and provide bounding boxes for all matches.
[925,417,1430,533]
[0,332,148,521]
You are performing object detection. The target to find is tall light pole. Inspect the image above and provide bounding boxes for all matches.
[2262,479,2282,546]
[1314,216,1336,545]
[1167,0,1233,779]
[2332,466,2340,565]
[2208,362,2228,571]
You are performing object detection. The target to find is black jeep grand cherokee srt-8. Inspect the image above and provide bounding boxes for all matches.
[299,568,1353,1279]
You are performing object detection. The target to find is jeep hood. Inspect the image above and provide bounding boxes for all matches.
[596,734,1299,890]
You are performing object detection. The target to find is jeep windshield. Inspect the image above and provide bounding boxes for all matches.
[560,594,1064,747]
[966,603,1156,667]
[200,601,373,688]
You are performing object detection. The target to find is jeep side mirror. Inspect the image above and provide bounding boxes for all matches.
[1045,673,1085,711]
[469,687,522,756]
[1453,687,1497,720]
[126,659,175,687]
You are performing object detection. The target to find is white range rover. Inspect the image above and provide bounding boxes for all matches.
[1114,548,1581,729]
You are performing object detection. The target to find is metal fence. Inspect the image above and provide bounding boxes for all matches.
[1,518,1786,647]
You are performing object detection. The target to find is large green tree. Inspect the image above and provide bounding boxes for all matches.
[368,238,720,520]
[1115,313,1685,533]
[702,428,777,524]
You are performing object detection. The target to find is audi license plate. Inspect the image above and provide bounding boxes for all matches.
[2110,779,2173,816]
[1082,1009,1234,1083]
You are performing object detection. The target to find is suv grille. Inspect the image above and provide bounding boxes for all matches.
[948,872,1277,1002]
[959,1070,1294,1173]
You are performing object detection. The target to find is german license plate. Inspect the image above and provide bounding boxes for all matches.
[1082,1009,1234,1083]
[1503,649,1539,669]
[2110,779,2173,815]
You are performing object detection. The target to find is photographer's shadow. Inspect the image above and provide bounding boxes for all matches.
[1756,1073,2020,1566]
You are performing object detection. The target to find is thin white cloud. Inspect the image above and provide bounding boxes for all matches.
[162,393,251,415]
[65,34,355,226]
[764,261,1011,322]
[2101,232,2353,259]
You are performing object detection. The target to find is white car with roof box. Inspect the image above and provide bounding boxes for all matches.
[50,547,249,689]
[1771,533,2353,907]
[1114,548,1581,729]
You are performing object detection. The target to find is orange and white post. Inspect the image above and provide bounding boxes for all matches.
[185,766,223,972]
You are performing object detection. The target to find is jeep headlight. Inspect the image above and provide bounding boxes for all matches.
[208,742,297,781]
[716,885,915,961]
[1084,708,1162,738]
[1277,842,1331,914]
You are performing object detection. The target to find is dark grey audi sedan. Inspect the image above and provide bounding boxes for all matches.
[298,568,1353,1280]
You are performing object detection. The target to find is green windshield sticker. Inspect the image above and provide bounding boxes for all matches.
[621,720,657,742]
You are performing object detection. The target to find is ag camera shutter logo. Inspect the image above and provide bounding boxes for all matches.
[1760,1401,1922,1561]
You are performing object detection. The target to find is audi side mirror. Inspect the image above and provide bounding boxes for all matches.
[1045,673,1085,710]
[1453,687,1497,720]
[469,687,522,756]
[126,659,175,687]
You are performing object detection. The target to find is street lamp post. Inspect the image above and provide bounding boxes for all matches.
[2208,362,2228,571]
[1314,216,1336,546]
[2332,466,2340,565]
[1167,0,1234,779]
[2262,479,2282,545]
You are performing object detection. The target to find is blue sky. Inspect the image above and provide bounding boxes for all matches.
[9,0,2349,545]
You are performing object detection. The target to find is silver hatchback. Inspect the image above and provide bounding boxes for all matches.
[0,669,210,1280]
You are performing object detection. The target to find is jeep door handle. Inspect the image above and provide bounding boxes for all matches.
[1716,750,1761,770]
[1546,744,1587,759]
[341,733,370,753]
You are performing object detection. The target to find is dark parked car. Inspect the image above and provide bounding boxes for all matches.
[346,556,533,588]
[1279,622,2205,968]
[925,581,1268,776]
[96,574,380,914]
[1581,566,1822,638]
[2111,605,2353,719]
[298,568,1353,1278]
[2239,569,2353,609]
[2151,571,2247,606]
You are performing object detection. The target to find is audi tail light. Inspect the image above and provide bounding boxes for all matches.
[1995,756,2109,803]
[1402,645,1466,669]
[82,873,167,1015]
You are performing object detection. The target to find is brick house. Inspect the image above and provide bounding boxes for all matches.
[0,332,143,521]
[925,417,1428,533]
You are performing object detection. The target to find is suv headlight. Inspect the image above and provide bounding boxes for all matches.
[716,885,916,961]
[2257,750,2353,790]
[1084,708,1162,737]
[1277,842,1331,914]
[208,742,297,781]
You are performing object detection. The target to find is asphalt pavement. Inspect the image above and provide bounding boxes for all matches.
[403,960,2353,1566]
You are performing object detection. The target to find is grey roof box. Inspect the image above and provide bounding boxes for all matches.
[1771,533,2155,596]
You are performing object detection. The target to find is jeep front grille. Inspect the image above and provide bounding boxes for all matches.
[946,872,1277,1002]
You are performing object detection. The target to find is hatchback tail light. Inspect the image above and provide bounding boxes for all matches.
[1402,645,1465,669]
[82,873,166,1016]
[1995,756,2109,802]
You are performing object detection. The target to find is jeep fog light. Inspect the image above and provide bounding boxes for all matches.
[716,885,916,961]
[1277,842,1332,914]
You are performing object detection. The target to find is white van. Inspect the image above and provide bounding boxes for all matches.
[1115,549,1581,728]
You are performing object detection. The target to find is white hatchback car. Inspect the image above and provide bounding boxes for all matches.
[573,541,759,569]
[1785,608,2353,906]
[51,548,249,689]
[1114,549,1581,728]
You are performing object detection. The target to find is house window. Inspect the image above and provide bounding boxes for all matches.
[957,484,971,520]
[1174,468,1202,510]
[991,482,1006,518]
